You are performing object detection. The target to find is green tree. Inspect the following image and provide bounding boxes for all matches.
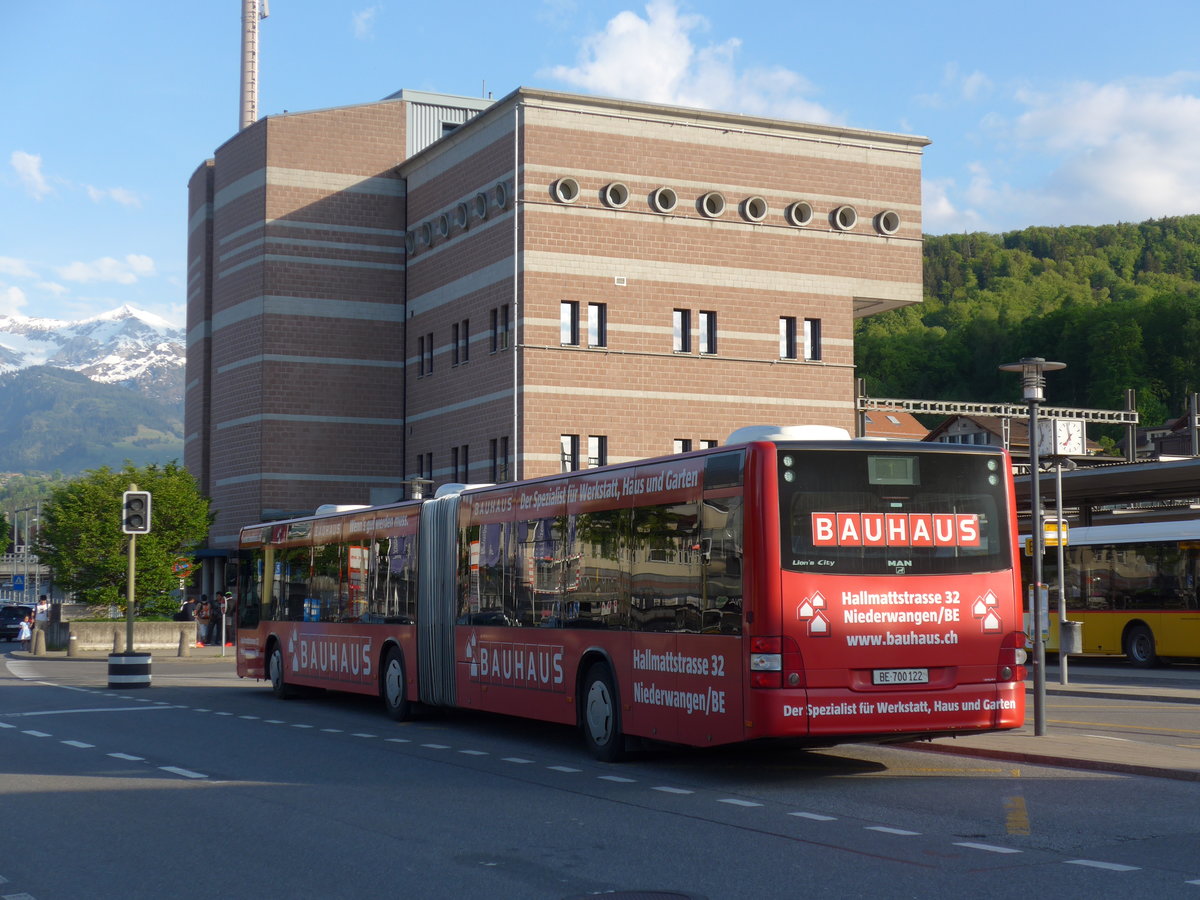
[34,461,212,617]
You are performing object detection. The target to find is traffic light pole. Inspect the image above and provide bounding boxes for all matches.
[126,532,136,654]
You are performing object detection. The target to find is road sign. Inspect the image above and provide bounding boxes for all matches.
[172,557,194,578]
[12,575,24,591]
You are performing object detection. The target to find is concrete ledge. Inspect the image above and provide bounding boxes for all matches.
[44,621,198,652]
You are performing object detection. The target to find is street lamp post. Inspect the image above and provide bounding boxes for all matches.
[999,357,1065,737]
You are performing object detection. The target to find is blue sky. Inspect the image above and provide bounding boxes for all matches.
[3,0,1200,328]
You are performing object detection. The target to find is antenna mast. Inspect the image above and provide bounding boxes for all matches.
[239,0,269,130]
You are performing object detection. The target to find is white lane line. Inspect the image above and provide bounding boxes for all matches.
[789,812,837,821]
[7,707,175,717]
[717,798,763,808]
[239,715,260,720]
[459,749,487,756]
[213,711,234,716]
[290,724,314,729]
[1083,734,1134,742]
[264,719,285,724]
[653,786,694,795]
[0,723,15,729]
[20,730,51,738]
[548,766,581,773]
[385,738,411,744]
[61,740,95,749]
[160,766,208,780]
[866,826,920,836]
[108,753,144,761]
[502,757,533,764]
[599,775,636,783]
[421,743,449,749]
[954,842,1022,854]
[351,733,377,739]
[1065,859,1140,871]
[321,728,343,733]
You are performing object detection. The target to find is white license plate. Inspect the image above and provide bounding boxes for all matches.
[872,667,928,685]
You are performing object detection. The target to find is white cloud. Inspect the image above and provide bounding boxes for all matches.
[352,6,379,40]
[57,254,156,285]
[0,257,35,279]
[86,185,141,207]
[0,285,29,316]
[546,0,837,123]
[947,75,1200,231]
[37,281,68,295]
[11,151,52,200]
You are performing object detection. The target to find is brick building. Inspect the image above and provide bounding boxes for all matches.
[186,86,928,557]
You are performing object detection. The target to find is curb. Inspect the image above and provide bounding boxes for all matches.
[904,740,1200,783]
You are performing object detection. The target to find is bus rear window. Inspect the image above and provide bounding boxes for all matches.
[780,448,1011,575]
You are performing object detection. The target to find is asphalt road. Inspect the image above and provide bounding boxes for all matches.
[2,651,1199,899]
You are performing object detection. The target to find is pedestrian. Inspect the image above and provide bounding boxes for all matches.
[17,614,32,652]
[195,594,211,646]
[206,594,223,646]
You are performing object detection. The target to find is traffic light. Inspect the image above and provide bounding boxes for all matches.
[122,490,152,535]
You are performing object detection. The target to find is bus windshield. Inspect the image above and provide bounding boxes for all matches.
[780,447,1011,576]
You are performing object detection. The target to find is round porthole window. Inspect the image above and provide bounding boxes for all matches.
[742,196,768,223]
[785,200,814,227]
[650,186,678,214]
[474,192,488,219]
[831,205,858,231]
[875,209,901,235]
[455,203,469,229]
[493,182,509,209]
[602,182,630,208]
[553,177,580,203]
[404,232,417,255]
[699,191,726,218]
[420,222,433,246]
[438,214,450,238]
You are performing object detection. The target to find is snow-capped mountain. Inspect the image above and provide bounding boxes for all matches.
[0,305,184,404]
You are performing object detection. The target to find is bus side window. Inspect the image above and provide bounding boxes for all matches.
[701,496,743,634]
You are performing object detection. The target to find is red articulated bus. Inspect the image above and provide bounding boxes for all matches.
[234,426,1026,759]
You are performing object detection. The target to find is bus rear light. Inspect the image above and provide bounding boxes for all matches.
[998,631,1029,683]
[750,636,804,689]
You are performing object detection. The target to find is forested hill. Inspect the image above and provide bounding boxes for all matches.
[854,215,1200,431]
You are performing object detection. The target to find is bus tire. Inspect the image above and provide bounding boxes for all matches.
[268,643,295,699]
[381,648,411,721]
[581,663,625,762]
[1123,624,1157,668]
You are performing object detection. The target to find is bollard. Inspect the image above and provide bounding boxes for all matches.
[113,631,121,653]
[67,634,78,658]
[178,630,192,658]
[33,629,46,656]
[107,652,152,689]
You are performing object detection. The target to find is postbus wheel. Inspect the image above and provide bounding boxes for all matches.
[581,662,625,762]
[381,648,411,721]
[1123,624,1157,668]
[268,643,295,699]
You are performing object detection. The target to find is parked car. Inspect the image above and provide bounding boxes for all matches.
[0,605,34,641]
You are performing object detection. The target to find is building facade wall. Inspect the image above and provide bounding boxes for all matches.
[190,88,927,548]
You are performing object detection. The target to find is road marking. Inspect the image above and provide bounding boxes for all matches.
[548,765,581,773]
[160,766,208,779]
[108,753,144,761]
[1065,859,1140,871]
[653,786,694,795]
[955,842,1022,854]
[421,743,449,749]
[20,730,50,738]
[385,738,411,744]
[459,749,487,756]
[867,826,920,835]
[1005,796,1031,835]
[599,775,636,783]
[351,733,377,738]
[717,798,762,808]
[290,724,314,728]
[61,740,95,749]
[6,707,174,717]
[502,757,533,764]
[789,812,837,821]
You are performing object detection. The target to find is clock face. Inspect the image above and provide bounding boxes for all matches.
[1037,419,1083,456]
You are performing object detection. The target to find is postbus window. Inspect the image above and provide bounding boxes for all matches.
[567,509,630,629]
[701,496,743,634]
[630,501,700,632]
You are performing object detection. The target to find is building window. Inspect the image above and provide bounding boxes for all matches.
[780,316,798,360]
[587,435,607,468]
[699,311,717,354]
[489,438,511,483]
[452,323,460,366]
[673,439,692,455]
[490,305,511,352]
[424,332,434,374]
[673,308,691,352]
[561,301,580,346]
[560,434,579,472]
[588,303,607,348]
[700,439,718,449]
[804,318,821,361]
[417,335,425,377]
[451,445,469,483]
[459,318,469,364]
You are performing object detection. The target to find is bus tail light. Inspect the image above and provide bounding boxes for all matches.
[998,630,1028,682]
[750,636,804,688]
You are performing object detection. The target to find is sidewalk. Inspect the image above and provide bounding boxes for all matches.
[910,673,1200,782]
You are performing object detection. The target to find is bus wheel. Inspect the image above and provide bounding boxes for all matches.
[1124,625,1157,668]
[381,648,411,721]
[268,644,294,699]
[581,663,625,762]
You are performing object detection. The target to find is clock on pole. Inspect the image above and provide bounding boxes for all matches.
[1036,418,1084,457]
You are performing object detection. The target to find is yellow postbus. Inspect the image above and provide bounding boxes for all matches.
[1027,520,1200,666]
